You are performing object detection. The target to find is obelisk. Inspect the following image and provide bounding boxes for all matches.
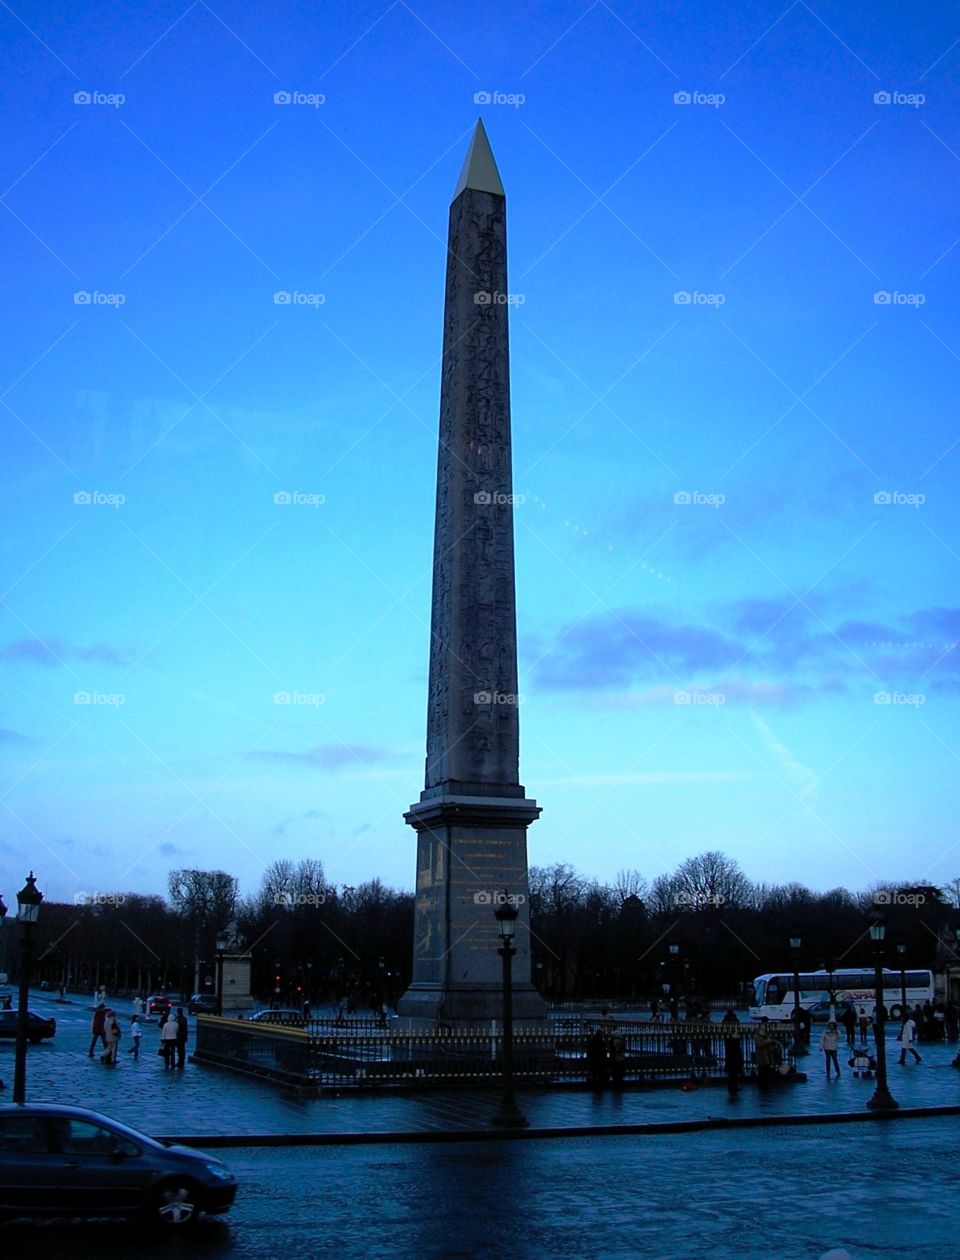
[398,121,546,1024]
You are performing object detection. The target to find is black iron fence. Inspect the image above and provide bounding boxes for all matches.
[193,1015,797,1092]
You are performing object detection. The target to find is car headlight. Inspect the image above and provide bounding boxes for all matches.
[203,1163,236,1182]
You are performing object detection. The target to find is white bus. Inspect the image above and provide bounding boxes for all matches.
[751,967,934,1022]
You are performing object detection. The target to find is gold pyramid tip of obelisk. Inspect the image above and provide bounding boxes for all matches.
[452,118,505,200]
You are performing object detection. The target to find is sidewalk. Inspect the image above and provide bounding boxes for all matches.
[5,990,957,1142]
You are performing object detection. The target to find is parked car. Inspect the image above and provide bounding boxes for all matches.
[187,994,217,1015]
[0,1104,238,1226]
[0,1010,56,1043]
[248,1009,304,1026]
[145,995,173,1017]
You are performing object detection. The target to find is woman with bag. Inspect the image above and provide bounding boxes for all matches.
[160,1009,178,1068]
[101,1011,121,1065]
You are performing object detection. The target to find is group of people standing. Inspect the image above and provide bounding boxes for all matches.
[88,1001,188,1068]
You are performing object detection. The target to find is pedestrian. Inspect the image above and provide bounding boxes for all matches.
[88,1003,108,1057]
[946,1003,959,1042]
[160,1009,178,1068]
[820,1021,841,1078]
[128,1014,143,1059]
[586,1029,607,1088]
[722,1008,743,1090]
[896,1015,922,1065]
[649,996,660,1019]
[857,1006,869,1044]
[174,1007,189,1069]
[799,1005,812,1047]
[840,1005,857,1050]
[609,1034,626,1088]
[754,1018,777,1085]
[101,1010,121,1065]
[933,1004,946,1041]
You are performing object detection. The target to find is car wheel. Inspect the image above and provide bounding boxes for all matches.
[151,1179,199,1226]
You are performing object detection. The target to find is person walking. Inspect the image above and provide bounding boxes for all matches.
[820,1021,841,1078]
[897,1015,922,1065]
[722,1008,743,1090]
[754,1018,777,1086]
[174,1007,189,1069]
[857,1007,869,1044]
[88,1003,107,1057]
[840,1005,857,1050]
[101,1010,121,1065]
[160,1009,178,1069]
[128,1014,143,1060]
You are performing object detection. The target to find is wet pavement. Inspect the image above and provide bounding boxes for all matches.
[5,991,959,1139]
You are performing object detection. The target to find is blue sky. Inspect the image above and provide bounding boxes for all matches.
[1,0,958,905]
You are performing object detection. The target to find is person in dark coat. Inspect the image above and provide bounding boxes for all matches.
[722,1008,743,1090]
[88,1003,107,1057]
[586,1029,608,1088]
[840,1005,857,1049]
[174,1007,189,1068]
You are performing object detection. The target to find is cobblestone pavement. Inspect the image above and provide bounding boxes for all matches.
[5,991,958,1138]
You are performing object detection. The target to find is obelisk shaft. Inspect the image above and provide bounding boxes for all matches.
[399,122,545,1025]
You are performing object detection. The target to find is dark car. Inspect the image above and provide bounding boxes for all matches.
[0,1010,56,1043]
[187,994,217,1015]
[0,1104,237,1226]
[145,994,172,1017]
[248,1009,304,1026]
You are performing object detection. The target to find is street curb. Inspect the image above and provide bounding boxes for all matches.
[155,1103,960,1148]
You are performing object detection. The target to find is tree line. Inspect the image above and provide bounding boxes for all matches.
[4,853,957,1004]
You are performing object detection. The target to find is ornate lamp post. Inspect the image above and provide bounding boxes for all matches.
[896,943,907,1020]
[789,931,806,1055]
[215,931,229,1016]
[13,872,43,1104]
[491,894,528,1129]
[668,939,680,1017]
[866,911,899,1111]
[820,956,837,1023]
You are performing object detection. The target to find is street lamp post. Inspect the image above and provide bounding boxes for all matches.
[866,911,899,1111]
[789,931,806,1055]
[215,931,229,1016]
[491,894,528,1129]
[668,940,680,1018]
[821,956,837,1023]
[13,872,43,1104]
[896,943,907,1020]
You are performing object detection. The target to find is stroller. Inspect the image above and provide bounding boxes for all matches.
[849,1047,876,1078]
